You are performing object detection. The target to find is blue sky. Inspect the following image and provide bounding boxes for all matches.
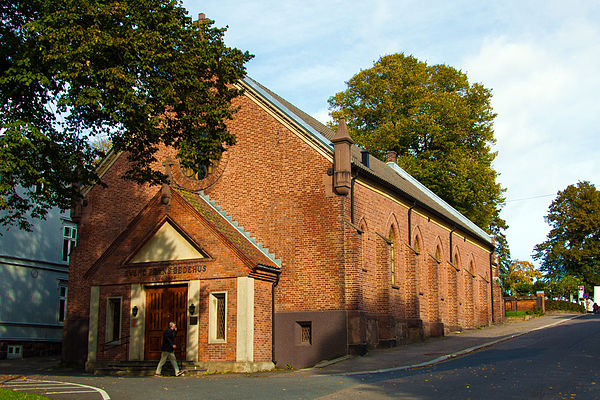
[183,1,600,267]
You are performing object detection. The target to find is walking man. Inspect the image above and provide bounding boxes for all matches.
[155,321,184,376]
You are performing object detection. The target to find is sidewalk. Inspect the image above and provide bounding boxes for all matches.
[0,313,582,378]
[310,312,582,375]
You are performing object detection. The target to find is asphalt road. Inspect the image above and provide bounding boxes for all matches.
[319,314,600,399]
[10,314,600,400]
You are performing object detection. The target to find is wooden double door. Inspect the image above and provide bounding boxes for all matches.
[144,285,188,360]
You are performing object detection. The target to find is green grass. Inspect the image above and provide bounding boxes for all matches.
[505,310,542,317]
[0,388,53,400]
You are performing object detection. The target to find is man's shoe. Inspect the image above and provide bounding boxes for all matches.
[154,373,161,377]
[176,371,184,376]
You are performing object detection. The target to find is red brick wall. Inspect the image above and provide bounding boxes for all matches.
[350,179,498,335]
[253,279,273,362]
[197,94,347,313]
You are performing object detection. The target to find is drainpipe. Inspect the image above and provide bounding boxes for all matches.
[449,225,457,263]
[408,202,416,246]
[490,250,495,323]
[489,237,496,324]
[271,271,281,365]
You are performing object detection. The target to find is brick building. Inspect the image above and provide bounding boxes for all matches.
[63,76,503,372]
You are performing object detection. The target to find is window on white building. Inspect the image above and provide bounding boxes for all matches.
[62,226,77,262]
[58,281,68,323]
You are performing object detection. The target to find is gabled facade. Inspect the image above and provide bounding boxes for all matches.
[63,76,503,371]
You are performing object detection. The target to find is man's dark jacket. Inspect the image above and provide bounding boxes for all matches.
[161,327,176,352]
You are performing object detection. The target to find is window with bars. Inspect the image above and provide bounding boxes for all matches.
[58,282,67,323]
[209,292,227,343]
[106,297,121,343]
[216,293,226,340]
[298,321,312,345]
[62,226,77,263]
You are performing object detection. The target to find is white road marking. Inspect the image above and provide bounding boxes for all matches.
[1,378,110,400]
[45,390,98,394]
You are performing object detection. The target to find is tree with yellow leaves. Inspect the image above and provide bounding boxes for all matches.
[503,260,542,296]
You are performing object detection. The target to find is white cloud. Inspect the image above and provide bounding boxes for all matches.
[312,108,332,125]
[462,15,600,264]
[183,0,600,267]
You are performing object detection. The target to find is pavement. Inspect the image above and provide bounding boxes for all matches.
[0,312,582,379]
[311,312,582,375]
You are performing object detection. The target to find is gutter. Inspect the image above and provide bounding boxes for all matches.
[353,163,491,246]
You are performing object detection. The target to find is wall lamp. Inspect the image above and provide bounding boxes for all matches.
[189,303,196,316]
[132,306,138,317]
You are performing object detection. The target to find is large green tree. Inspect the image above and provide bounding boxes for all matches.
[534,181,600,288]
[328,53,504,232]
[1,0,252,230]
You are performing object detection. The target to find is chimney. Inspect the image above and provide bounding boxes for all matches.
[193,13,211,32]
[360,149,370,168]
[331,118,354,196]
[386,150,397,164]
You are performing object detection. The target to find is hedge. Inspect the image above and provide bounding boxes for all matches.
[545,299,586,313]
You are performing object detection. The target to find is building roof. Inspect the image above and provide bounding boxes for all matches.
[241,76,492,246]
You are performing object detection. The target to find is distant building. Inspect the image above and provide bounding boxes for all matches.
[63,76,503,372]
[0,202,75,359]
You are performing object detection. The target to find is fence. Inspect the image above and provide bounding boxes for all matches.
[504,294,545,313]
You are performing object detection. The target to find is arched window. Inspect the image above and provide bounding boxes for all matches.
[389,228,396,285]
[435,245,442,263]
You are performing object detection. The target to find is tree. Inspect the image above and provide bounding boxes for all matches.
[558,275,583,301]
[328,53,505,232]
[1,0,252,230]
[503,260,542,296]
[490,213,512,294]
[533,181,600,289]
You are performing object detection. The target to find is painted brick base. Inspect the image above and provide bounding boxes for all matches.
[0,341,61,360]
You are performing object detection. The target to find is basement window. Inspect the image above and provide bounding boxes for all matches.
[7,345,23,359]
[298,321,312,345]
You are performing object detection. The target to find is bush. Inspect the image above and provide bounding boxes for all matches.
[545,299,586,313]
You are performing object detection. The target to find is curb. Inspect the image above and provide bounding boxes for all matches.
[333,314,584,376]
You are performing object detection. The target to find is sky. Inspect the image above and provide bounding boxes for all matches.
[182,0,600,268]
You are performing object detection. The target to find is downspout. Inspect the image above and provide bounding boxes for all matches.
[408,202,416,246]
[490,249,495,323]
[449,225,457,263]
[271,271,281,365]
